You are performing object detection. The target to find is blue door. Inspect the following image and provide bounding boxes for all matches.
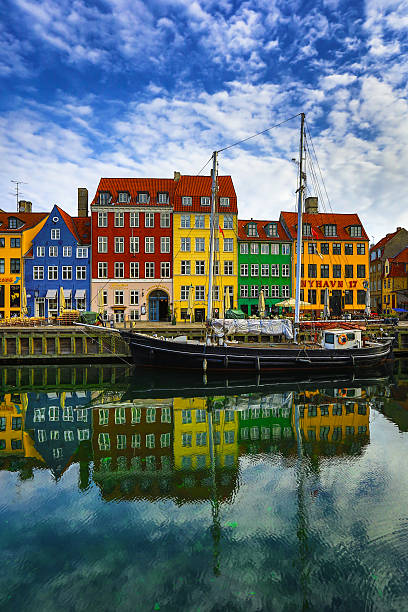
[149,298,159,321]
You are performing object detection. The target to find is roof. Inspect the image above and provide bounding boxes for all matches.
[391,246,408,264]
[370,229,402,252]
[238,219,289,241]
[388,262,407,277]
[173,175,237,213]
[55,207,91,245]
[91,178,176,207]
[280,211,369,241]
[0,212,47,233]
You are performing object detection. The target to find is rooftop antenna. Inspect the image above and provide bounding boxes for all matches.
[11,180,28,212]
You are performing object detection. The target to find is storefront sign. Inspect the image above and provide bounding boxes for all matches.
[0,277,15,283]
[300,280,361,289]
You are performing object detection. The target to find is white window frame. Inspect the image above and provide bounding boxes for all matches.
[51,228,60,240]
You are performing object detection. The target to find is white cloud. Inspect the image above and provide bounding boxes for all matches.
[321,73,358,91]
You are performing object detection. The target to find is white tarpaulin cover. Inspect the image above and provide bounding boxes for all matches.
[211,318,293,340]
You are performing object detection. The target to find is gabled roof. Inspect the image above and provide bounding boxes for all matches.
[174,175,237,213]
[91,178,176,207]
[391,246,408,264]
[280,212,369,241]
[370,228,408,252]
[54,207,90,245]
[238,219,289,241]
[0,212,47,233]
[388,262,407,277]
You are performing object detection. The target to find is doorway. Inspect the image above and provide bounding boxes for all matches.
[35,298,45,317]
[330,290,342,317]
[148,290,169,322]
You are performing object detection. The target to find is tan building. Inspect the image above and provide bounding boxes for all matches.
[369,227,408,313]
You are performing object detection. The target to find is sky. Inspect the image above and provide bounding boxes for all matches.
[1,0,408,242]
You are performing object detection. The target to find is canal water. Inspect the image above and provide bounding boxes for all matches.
[1,360,408,611]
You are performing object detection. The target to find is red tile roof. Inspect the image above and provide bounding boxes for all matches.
[388,262,407,277]
[174,175,237,213]
[391,246,408,264]
[370,230,400,252]
[0,212,47,233]
[238,219,289,241]
[91,178,176,206]
[280,211,369,241]
[56,206,90,244]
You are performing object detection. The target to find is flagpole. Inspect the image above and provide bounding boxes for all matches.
[294,113,305,343]
[206,151,218,326]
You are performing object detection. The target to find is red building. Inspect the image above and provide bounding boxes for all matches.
[91,178,175,322]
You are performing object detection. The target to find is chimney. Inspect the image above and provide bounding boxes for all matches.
[174,171,181,182]
[77,188,88,217]
[397,227,402,231]
[305,196,318,214]
[18,200,32,213]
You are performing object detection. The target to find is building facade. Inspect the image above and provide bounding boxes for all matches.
[0,203,47,320]
[237,219,292,315]
[24,202,91,318]
[382,247,408,315]
[91,178,175,323]
[280,200,370,316]
[369,227,408,313]
[173,174,238,322]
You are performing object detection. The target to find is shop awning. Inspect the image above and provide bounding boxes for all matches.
[45,289,57,299]
[63,289,72,299]
[75,289,86,299]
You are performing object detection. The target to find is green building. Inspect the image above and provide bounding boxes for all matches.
[237,219,292,316]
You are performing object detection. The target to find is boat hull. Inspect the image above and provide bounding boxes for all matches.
[120,331,393,373]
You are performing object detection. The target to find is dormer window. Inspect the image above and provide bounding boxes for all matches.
[157,192,168,204]
[265,223,278,237]
[303,223,311,236]
[247,223,258,237]
[137,192,149,204]
[8,217,23,230]
[118,191,130,203]
[219,197,230,206]
[201,196,211,206]
[323,224,337,237]
[349,225,362,237]
[182,196,192,206]
[99,191,111,205]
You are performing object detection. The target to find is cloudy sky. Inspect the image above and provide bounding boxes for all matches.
[1,0,408,241]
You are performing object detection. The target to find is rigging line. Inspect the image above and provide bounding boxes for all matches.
[216,113,302,153]
[196,155,214,176]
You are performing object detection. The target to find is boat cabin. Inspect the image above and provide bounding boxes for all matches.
[322,329,362,350]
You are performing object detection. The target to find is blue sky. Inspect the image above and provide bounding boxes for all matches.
[1,0,408,241]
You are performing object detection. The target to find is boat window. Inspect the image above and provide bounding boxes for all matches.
[346,333,355,340]
[325,333,334,344]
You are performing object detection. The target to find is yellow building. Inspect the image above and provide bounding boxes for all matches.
[0,203,48,320]
[382,249,408,315]
[0,392,28,455]
[173,175,238,322]
[173,397,239,471]
[280,202,370,316]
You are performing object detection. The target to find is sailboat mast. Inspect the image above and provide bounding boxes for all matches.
[294,113,305,342]
[206,151,218,324]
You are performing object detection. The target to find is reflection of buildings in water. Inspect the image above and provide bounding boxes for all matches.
[25,390,93,479]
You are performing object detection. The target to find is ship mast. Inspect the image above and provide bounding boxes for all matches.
[206,151,218,325]
[294,113,305,343]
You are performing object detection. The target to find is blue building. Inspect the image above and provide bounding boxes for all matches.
[24,200,91,317]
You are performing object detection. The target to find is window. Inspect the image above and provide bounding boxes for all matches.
[261,264,269,277]
[247,223,258,237]
[11,416,22,430]
[357,290,366,304]
[182,433,192,447]
[319,243,329,255]
[357,264,366,278]
[344,290,353,305]
[356,243,366,255]
[349,225,362,237]
[76,247,88,258]
[333,264,341,278]
[160,433,171,448]
[195,260,205,275]
[114,262,124,278]
[49,246,58,257]
[98,262,108,278]
[48,266,58,280]
[98,432,110,450]
[157,192,168,205]
[49,406,59,421]
[145,237,155,253]
[160,211,170,227]
[260,243,269,255]
[308,264,317,278]
[182,196,192,206]
[76,266,86,280]
[224,238,233,252]
[161,407,172,423]
[37,430,46,442]
[303,223,311,236]
[64,431,74,442]
[321,264,329,278]
[240,264,248,276]
[345,243,353,255]
[62,266,72,280]
[99,409,109,425]
[281,285,290,298]
[308,242,318,254]
[138,192,149,204]
[240,243,248,254]
[51,228,60,240]
[280,243,289,255]
[146,407,156,423]
[261,285,269,297]
[224,215,233,229]
[195,238,205,252]
[224,261,233,275]
[195,285,205,300]
[265,223,278,237]
[240,285,248,298]
[130,236,139,253]
[181,260,190,275]
[219,197,229,206]
[114,211,124,227]
[161,262,170,277]
[213,260,219,275]
[33,266,44,280]
[345,265,353,278]
[180,286,190,300]
[114,237,124,253]
[251,264,259,276]
[10,238,20,248]
[181,237,190,252]
[145,262,155,278]
[98,211,108,227]
[180,213,193,231]
[114,290,124,305]
[308,289,317,304]
[130,212,139,227]
[33,408,45,423]
[36,246,45,257]
[251,285,259,298]
[98,237,108,253]
[131,407,141,423]
[271,264,279,277]
[282,264,289,277]
[143,212,154,228]
[0,258,4,273]
[201,196,210,206]
[268,285,277,298]
[250,243,259,254]
[323,224,337,236]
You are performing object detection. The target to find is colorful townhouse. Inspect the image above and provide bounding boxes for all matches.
[369,227,408,313]
[173,174,238,322]
[237,219,292,316]
[382,247,408,315]
[280,198,370,317]
[91,178,175,323]
[0,202,47,320]
[24,197,91,318]
[0,392,28,456]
